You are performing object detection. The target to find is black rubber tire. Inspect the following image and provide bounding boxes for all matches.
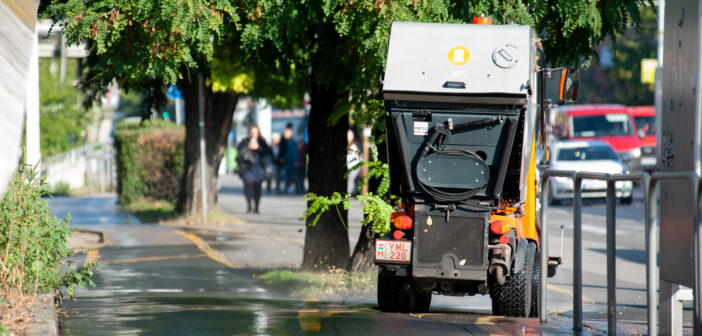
[530,248,541,318]
[377,272,431,313]
[490,242,532,317]
[415,290,432,313]
[620,194,633,204]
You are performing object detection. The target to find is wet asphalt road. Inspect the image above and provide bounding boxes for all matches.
[58,223,580,336]
[49,184,672,335]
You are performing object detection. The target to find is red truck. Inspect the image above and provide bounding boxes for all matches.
[628,106,657,171]
[550,104,642,173]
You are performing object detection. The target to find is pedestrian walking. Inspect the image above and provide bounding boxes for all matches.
[236,124,270,214]
[346,129,362,195]
[266,132,281,194]
[278,123,290,193]
[282,124,303,194]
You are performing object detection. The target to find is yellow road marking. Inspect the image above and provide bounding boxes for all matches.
[101,254,206,265]
[548,283,596,304]
[297,309,361,332]
[298,309,359,316]
[188,230,304,245]
[475,316,509,335]
[86,249,100,264]
[174,230,239,269]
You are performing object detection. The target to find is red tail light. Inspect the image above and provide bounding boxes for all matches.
[391,211,413,231]
[490,220,510,235]
[392,230,404,240]
[499,235,510,245]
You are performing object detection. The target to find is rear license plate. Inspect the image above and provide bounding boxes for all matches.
[375,239,411,263]
[583,181,605,190]
[642,157,657,166]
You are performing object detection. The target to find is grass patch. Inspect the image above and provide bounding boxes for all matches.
[124,199,243,227]
[51,181,71,196]
[256,268,377,300]
[123,198,175,223]
[159,207,244,227]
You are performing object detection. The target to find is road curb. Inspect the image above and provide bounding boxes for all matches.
[25,293,58,336]
[71,227,112,252]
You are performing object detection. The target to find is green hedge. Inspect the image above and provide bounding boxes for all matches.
[114,120,185,205]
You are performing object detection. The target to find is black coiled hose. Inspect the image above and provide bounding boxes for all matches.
[415,117,503,203]
[418,147,486,202]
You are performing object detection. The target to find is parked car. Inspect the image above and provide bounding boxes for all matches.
[550,104,642,173]
[628,105,657,171]
[548,140,633,204]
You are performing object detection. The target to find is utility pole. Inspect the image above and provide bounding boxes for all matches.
[198,74,207,225]
[59,33,67,86]
[655,0,664,166]
[361,127,371,195]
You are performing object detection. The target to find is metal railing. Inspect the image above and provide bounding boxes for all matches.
[539,170,702,335]
[41,142,107,167]
[41,142,115,193]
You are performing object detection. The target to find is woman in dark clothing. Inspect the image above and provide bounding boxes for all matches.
[236,124,270,213]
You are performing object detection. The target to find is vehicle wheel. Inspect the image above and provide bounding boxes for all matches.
[377,271,431,313]
[490,243,531,317]
[529,244,541,318]
[620,194,632,204]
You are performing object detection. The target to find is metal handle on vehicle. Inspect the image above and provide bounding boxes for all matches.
[443,81,466,89]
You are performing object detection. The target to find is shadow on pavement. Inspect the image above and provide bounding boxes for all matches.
[588,248,650,265]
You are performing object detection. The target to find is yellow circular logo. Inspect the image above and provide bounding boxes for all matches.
[448,46,470,65]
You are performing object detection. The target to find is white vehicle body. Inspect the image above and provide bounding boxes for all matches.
[549,140,633,202]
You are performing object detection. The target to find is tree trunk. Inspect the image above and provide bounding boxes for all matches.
[175,76,239,215]
[347,131,387,273]
[301,64,350,271]
[348,223,379,273]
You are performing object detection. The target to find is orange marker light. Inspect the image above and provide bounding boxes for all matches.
[472,16,493,25]
[490,220,510,235]
[391,212,413,230]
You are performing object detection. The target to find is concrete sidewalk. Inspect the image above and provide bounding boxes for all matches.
[213,174,363,267]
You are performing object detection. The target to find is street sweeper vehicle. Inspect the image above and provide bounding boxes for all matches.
[375,21,578,317]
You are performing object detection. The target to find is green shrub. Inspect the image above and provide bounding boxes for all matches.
[52,181,71,196]
[114,119,185,205]
[0,165,96,298]
[124,198,175,223]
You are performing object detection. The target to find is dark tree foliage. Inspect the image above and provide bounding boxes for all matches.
[579,6,657,105]
[239,0,651,271]
[43,0,651,271]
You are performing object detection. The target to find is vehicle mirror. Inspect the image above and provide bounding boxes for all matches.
[541,146,551,167]
[559,68,579,103]
[543,67,579,106]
